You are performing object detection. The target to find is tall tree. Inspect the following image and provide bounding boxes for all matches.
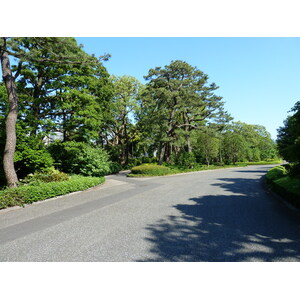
[102,75,142,165]
[141,60,226,164]
[0,37,109,187]
[277,101,300,164]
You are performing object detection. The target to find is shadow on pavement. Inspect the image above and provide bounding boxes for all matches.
[138,177,300,262]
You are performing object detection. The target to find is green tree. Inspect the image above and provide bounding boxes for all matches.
[194,130,220,166]
[141,60,226,164]
[0,37,110,187]
[102,75,142,165]
[277,101,300,164]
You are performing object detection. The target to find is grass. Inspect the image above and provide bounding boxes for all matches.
[0,175,105,210]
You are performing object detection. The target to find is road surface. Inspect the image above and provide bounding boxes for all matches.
[1,165,300,261]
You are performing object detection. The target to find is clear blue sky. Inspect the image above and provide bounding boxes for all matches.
[76,37,300,139]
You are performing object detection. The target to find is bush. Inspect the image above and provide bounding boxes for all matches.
[14,148,54,179]
[287,163,300,178]
[21,167,70,184]
[48,141,111,177]
[271,176,300,208]
[141,157,158,164]
[109,162,123,174]
[266,165,288,181]
[176,152,197,169]
[131,164,172,176]
[0,175,105,209]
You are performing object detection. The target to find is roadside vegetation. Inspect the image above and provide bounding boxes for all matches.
[267,101,300,207]
[129,160,282,177]
[266,164,300,208]
[0,38,284,208]
[0,171,105,209]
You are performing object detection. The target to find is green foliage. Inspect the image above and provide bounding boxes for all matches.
[277,101,300,164]
[244,160,282,165]
[266,165,288,181]
[270,176,300,209]
[108,162,123,174]
[139,60,226,164]
[286,163,300,178]
[102,75,142,165]
[48,141,111,177]
[21,167,70,184]
[221,122,278,164]
[193,131,220,166]
[0,175,105,209]
[13,122,54,179]
[131,164,172,176]
[176,152,197,168]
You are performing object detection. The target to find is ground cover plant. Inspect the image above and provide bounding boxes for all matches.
[0,175,105,209]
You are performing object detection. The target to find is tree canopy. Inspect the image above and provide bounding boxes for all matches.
[0,42,279,188]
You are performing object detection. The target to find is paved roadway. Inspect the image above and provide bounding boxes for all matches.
[0,165,300,261]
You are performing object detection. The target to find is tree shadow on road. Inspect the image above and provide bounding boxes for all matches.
[138,177,300,261]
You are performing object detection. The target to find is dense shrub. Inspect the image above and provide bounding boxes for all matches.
[176,152,197,168]
[287,163,300,178]
[109,162,123,174]
[13,123,55,179]
[269,176,300,209]
[126,158,143,169]
[21,167,70,184]
[141,157,158,164]
[14,146,54,179]
[48,141,111,176]
[131,164,172,176]
[265,165,287,181]
[0,175,105,209]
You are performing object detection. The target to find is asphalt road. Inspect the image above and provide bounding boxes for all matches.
[1,165,300,262]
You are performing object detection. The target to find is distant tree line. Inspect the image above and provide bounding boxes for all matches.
[0,37,278,188]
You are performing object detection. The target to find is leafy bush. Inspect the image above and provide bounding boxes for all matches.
[14,147,54,179]
[131,163,172,176]
[0,175,105,209]
[266,165,287,181]
[141,157,158,164]
[109,162,123,174]
[21,167,70,184]
[13,123,55,179]
[287,163,300,178]
[48,141,111,177]
[176,152,197,169]
[271,176,300,208]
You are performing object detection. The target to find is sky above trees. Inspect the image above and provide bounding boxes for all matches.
[76,37,300,140]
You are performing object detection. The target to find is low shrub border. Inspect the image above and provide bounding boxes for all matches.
[266,166,300,209]
[130,164,173,176]
[0,175,105,210]
[128,161,279,177]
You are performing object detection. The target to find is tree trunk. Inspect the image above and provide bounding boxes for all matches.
[186,136,192,152]
[0,45,19,188]
[30,70,43,135]
[158,143,166,165]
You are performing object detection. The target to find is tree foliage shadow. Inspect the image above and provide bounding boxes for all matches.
[138,177,300,261]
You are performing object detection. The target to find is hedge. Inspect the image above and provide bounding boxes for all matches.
[0,175,105,210]
[266,165,300,209]
[130,164,172,176]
